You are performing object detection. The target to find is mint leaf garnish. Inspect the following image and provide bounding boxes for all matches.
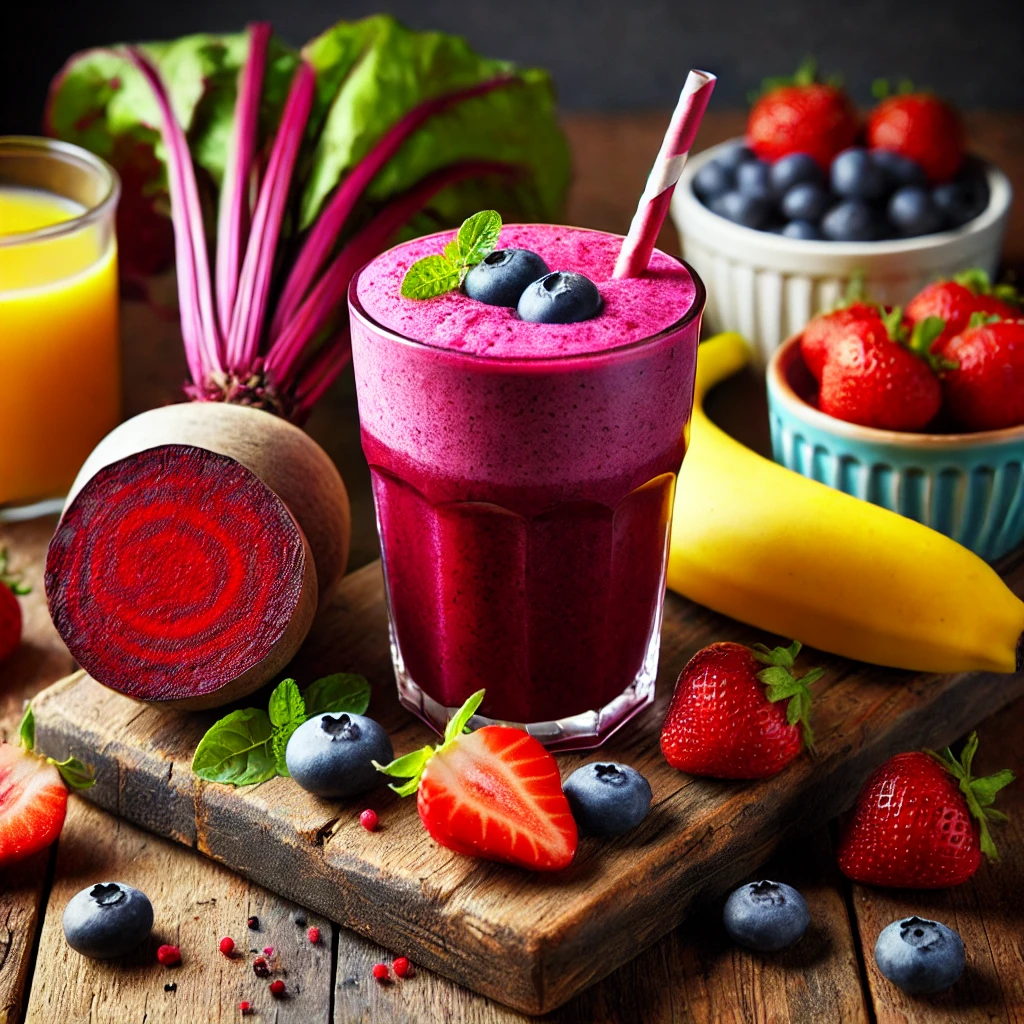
[401,254,462,299]
[401,210,503,299]
[268,678,306,731]
[456,210,502,266]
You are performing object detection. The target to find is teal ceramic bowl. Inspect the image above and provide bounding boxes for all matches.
[767,334,1024,562]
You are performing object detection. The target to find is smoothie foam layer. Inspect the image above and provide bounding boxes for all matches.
[355,224,695,357]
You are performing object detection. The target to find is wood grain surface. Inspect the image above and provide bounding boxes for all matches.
[30,544,1024,1014]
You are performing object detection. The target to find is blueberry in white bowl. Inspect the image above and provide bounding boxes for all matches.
[822,199,878,242]
[770,152,824,196]
[781,219,821,240]
[723,880,809,952]
[888,186,944,238]
[63,882,154,959]
[711,191,773,230]
[716,141,755,172]
[517,271,603,324]
[871,149,927,189]
[463,248,550,308]
[830,147,888,201]
[285,712,393,798]
[874,916,965,994]
[563,762,652,837]
[692,160,736,203]
[737,160,774,202]
[780,182,831,223]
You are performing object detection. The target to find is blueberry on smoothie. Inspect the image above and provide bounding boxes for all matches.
[463,248,550,307]
[723,880,810,952]
[286,712,393,798]
[874,916,965,994]
[563,762,652,837]
[888,186,944,237]
[831,148,888,201]
[517,271,603,324]
[63,882,154,959]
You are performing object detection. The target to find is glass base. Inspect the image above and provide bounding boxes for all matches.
[389,605,662,753]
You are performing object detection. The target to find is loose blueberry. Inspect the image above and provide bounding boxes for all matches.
[736,159,774,201]
[62,882,154,959]
[821,199,878,242]
[710,191,773,230]
[870,149,927,189]
[933,176,989,228]
[517,271,603,324]
[780,182,831,223]
[781,219,822,240]
[463,248,550,308]
[716,142,756,172]
[285,712,393,798]
[723,880,809,952]
[874,916,965,994]
[888,186,944,237]
[770,153,824,196]
[693,160,736,202]
[831,147,888,201]
[563,762,652,838]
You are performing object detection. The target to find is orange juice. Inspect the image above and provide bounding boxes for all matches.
[0,184,120,506]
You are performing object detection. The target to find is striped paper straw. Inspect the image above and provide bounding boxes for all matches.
[613,70,717,279]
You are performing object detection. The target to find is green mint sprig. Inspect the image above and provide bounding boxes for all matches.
[192,672,372,786]
[401,210,502,299]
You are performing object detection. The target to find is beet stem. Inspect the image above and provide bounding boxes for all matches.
[270,75,518,337]
[215,23,271,340]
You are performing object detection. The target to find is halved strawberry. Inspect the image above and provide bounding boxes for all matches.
[0,706,95,866]
[376,692,577,871]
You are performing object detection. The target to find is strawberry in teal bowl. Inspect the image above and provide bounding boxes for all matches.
[766,275,1024,561]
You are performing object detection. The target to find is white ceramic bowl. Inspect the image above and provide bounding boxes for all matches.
[670,137,1013,366]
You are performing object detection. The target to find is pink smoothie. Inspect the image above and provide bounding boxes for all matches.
[350,224,703,732]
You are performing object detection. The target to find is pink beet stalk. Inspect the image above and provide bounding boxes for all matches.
[226,60,315,370]
[126,48,223,379]
[613,70,716,279]
[215,22,271,338]
[270,75,517,336]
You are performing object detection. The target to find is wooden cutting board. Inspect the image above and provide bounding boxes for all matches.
[31,553,1024,1015]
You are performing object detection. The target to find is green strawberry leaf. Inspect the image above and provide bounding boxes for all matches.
[967,311,1003,331]
[375,690,487,797]
[303,673,371,717]
[455,209,502,266]
[268,678,306,731]
[49,755,96,791]
[755,640,822,750]
[192,708,276,786]
[953,268,993,295]
[0,548,31,596]
[401,253,461,299]
[928,732,1015,860]
[18,705,34,750]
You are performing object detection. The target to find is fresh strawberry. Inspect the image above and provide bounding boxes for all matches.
[801,303,881,381]
[867,92,964,183]
[747,60,858,169]
[660,640,822,780]
[936,317,1024,431]
[817,310,945,431]
[0,548,31,664]
[376,692,577,871]
[906,270,1020,352]
[837,732,1013,888]
[0,706,95,866]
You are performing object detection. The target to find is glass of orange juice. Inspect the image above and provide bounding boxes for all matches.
[0,137,120,517]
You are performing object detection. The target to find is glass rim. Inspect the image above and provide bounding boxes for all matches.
[347,224,706,366]
[0,136,121,249]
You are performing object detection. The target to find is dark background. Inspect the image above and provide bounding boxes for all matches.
[3,0,1023,132]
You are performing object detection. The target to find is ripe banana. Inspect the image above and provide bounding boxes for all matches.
[669,333,1024,674]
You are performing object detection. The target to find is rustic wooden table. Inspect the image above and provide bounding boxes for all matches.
[2,111,1023,1024]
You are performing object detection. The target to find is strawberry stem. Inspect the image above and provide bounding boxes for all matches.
[926,732,1014,860]
[374,689,485,796]
[752,640,823,749]
[0,548,31,595]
